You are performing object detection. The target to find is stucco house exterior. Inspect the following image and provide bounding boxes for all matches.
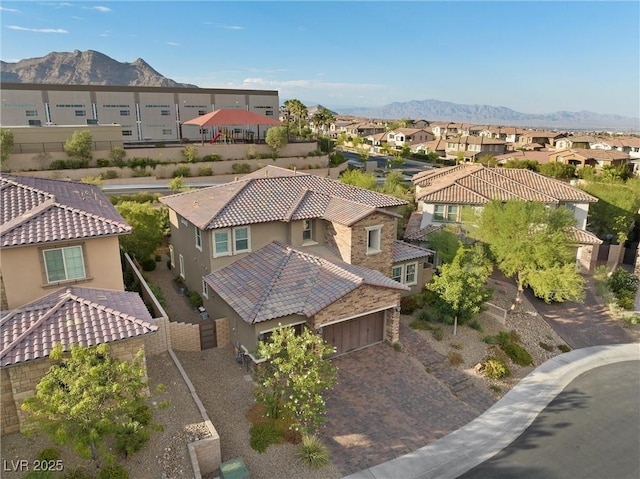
[548,148,631,170]
[445,136,507,160]
[386,128,434,148]
[406,164,602,272]
[0,175,158,435]
[159,166,434,357]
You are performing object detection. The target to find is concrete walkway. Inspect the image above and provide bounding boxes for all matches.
[344,343,640,479]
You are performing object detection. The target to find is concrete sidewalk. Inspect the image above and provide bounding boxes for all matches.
[343,343,640,479]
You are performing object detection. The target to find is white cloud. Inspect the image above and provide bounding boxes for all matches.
[221,25,243,30]
[7,25,69,33]
[90,6,111,13]
[166,42,180,46]
[0,7,20,13]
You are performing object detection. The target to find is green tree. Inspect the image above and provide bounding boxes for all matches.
[115,201,168,261]
[426,228,462,264]
[472,199,585,304]
[21,344,152,462]
[255,326,337,433]
[357,146,370,162]
[283,99,308,137]
[1,128,15,164]
[428,244,493,335]
[265,126,288,158]
[538,162,576,179]
[181,145,199,163]
[311,108,335,137]
[426,151,440,163]
[477,154,498,166]
[339,169,378,190]
[168,176,186,193]
[64,130,94,161]
[502,159,539,171]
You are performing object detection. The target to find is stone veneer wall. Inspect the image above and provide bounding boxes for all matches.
[169,321,201,352]
[1,338,147,436]
[325,221,352,263]
[312,285,401,344]
[215,318,230,348]
[144,318,171,356]
[349,212,396,277]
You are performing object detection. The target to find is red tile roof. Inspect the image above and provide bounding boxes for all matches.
[160,166,407,229]
[204,242,408,324]
[1,287,157,367]
[1,175,131,248]
[392,240,434,263]
[412,164,597,204]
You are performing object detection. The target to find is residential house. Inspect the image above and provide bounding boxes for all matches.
[411,139,448,158]
[518,131,565,148]
[159,166,434,357]
[591,136,640,159]
[479,127,527,144]
[410,119,430,129]
[0,175,157,435]
[431,122,470,138]
[494,150,553,165]
[445,136,507,160]
[553,135,601,150]
[548,148,631,169]
[386,128,434,149]
[407,164,601,272]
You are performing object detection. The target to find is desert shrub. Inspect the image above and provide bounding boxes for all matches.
[481,358,510,379]
[283,427,303,445]
[128,157,157,169]
[198,166,213,176]
[482,334,500,345]
[508,329,521,343]
[181,145,199,162]
[109,145,126,163]
[187,290,203,308]
[608,268,639,310]
[141,258,157,271]
[96,158,110,167]
[49,159,89,170]
[173,165,191,177]
[202,153,221,162]
[298,434,330,468]
[400,296,418,314]
[103,169,119,179]
[110,192,159,205]
[37,447,59,461]
[132,404,152,425]
[62,467,93,479]
[250,421,283,453]
[409,319,433,330]
[414,309,432,322]
[500,341,534,366]
[447,351,464,366]
[98,464,129,479]
[232,163,252,174]
[392,342,402,352]
[558,344,571,353]
[539,341,555,352]
[329,152,347,166]
[115,420,150,457]
[147,282,166,308]
[131,167,152,177]
[450,342,463,350]
[469,320,483,331]
[431,326,444,341]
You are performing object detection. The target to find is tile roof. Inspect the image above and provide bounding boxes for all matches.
[1,287,157,367]
[392,240,434,263]
[403,211,443,241]
[569,148,630,161]
[204,241,408,324]
[1,175,131,248]
[160,166,407,229]
[412,164,598,204]
[568,227,603,245]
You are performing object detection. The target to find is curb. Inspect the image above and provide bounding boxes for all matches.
[343,343,640,479]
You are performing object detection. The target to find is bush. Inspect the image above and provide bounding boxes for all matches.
[539,341,555,352]
[128,157,157,169]
[187,290,203,308]
[202,153,221,162]
[181,145,199,162]
[49,159,89,170]
[103,169,119,179]
[115,421,150,458]
[409,319,433,330]
[298,433,330,468]
[329,152,347,166]
[558,344,571,353]
[469,320,483,331]
[96,158,110,167]
[481,358,510,379]
[447,352,464,366]
[148,282,166,308]
[37,447,59,461]
[431,326,444,341]
[62,467,93,479]
[141,258,157,271]
[98,464,129,479]
[250,421,283,453]
[400,296,418,314]
[232,163,252,174]
[500,341,534,366]
[132,404,153,426]
[109,145,126,163]
[198,166,213,176]
[173,165,191,177]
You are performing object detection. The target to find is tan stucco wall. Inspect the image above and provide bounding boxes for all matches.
[1,338,147,436]
[1,236,125,309]
[5,125,123,155]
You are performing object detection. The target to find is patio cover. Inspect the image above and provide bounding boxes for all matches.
[183,109,281,145]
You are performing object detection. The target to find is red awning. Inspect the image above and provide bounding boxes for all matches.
[183,109,281,127]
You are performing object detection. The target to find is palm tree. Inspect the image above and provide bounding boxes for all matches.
[283,99,308,138]
[311,108,335,138]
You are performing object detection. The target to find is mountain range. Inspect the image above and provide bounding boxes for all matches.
[1,50,637,130]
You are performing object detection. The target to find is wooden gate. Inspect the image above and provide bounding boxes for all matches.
[199,320,217,350]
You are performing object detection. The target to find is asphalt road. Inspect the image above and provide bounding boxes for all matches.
[458,360,640,479]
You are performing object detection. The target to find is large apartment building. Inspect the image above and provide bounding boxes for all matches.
[0,83,279,143]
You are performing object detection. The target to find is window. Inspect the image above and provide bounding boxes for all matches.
[198,110,207,116]
[28,120,42,126]
[161,110,171,116]
[265,110,274,116]
[179,254,185,279]
[202,279,209,299]
[234,227,250,253]
[302,220,314,241]
[120,110,130,116]
[405,263,417,285]
[122,129,133,136]
[75,110,86,117]
[366,225,382,254]
[169,245,175,268]
[43,246,86,283]
[162,129,172,135]
[180,216,189,226]
[26,110,38,117]
[433,205,459,222]
[213,229,230,257]
[195,228,202,251]
[392,265,403,283]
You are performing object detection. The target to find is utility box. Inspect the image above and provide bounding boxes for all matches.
[219,457,249,479]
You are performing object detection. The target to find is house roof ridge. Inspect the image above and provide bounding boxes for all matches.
[70,290,157,332]
[496,168,598,202]
[204,179,254,229]
[0,289,72,361]
[284,188,312,222]
[475,168,559,203]
[415,172,486,202]
[0,197,56,237]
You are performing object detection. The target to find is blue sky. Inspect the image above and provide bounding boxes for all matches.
[1,1,639,117]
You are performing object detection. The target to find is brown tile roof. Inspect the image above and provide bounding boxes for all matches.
[568,227,603,245]
[403,212,443,240]
[495,151,553,164]
[160,166,407,229]
[1,175,131,248]
[412,164,598,204]
[1,287,157,367]
[569,148,630,161]
[204,241,408,324]
[392,240,434,263]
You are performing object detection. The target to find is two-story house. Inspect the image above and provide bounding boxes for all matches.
[445,136,507,160]
[518,131,565,148]
[386,128,434,149]
[406,164,602,271]
[548,148,631,169]
[0,175,157,435]
[160,166,433,357]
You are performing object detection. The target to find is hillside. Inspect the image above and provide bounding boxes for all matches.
[0,50,196,87]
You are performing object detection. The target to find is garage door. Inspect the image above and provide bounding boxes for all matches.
[322,311,385,356]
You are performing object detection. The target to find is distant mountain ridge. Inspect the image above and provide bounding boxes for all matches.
[0,50,196,87]
[337,99,639,131]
